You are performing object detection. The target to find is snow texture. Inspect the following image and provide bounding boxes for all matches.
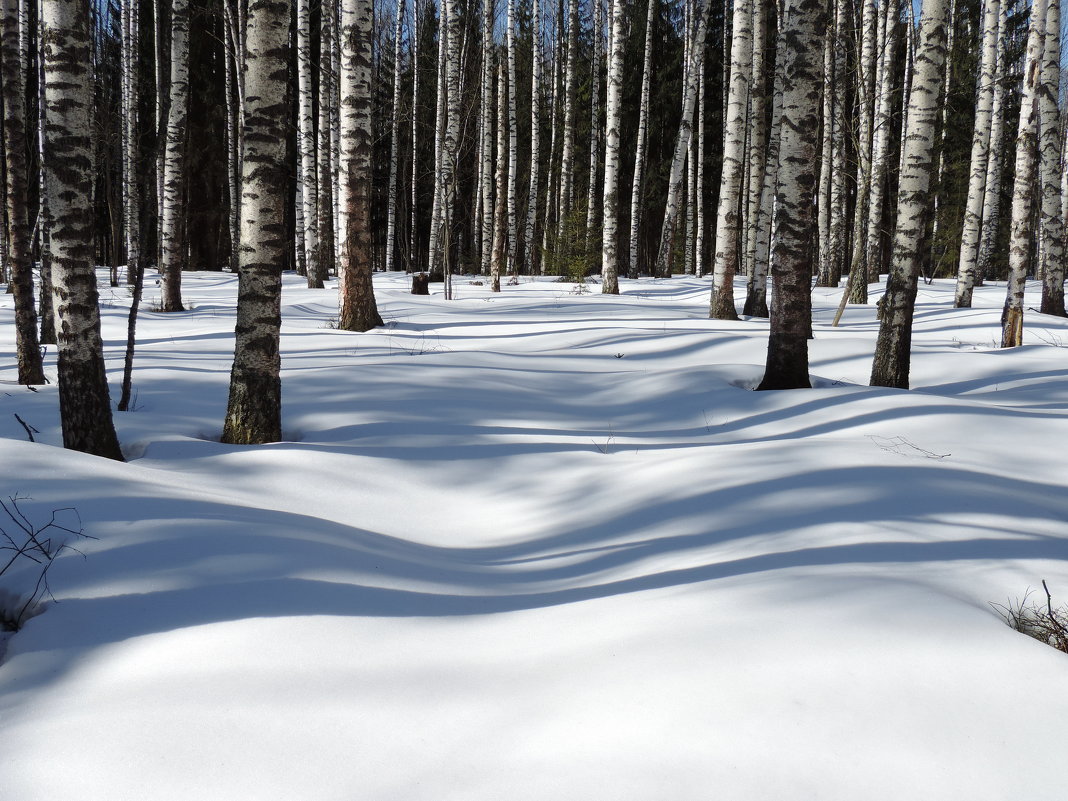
[1,272,1066,800]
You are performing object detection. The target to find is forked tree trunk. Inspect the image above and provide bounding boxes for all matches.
[600,0,625,293]
[159,0,191,312]
[2,0,45,384]
[337,0,383,330]
[756,0,826,390]
[870,0,951,388]
[1001,0,1046,347]
[222,0,291,444]
[42,0,123,459]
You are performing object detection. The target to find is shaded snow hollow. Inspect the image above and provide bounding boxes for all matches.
[1,272,1066,800]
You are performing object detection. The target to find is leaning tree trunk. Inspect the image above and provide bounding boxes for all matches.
[710,0,752,319]
[628,0,657,278]
[756,0,826,390]
[2,0,45,384]
[654,0,712,277]
[222,0,291,445]
[870,0,952,388]
[954,0,1000,308]
[297,0,321,286]
[1001,0,1046,347]
[159,0,191,312]
[600,0,625,293]
[41,0,123,460]
[337,0,383,331]
[1038,0,1065,317]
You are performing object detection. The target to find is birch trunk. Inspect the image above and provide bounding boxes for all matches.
[845,0,876,304]
[1038,0,1065,316]
[542,23,561,271]
[586,0,603,253]
[408,0,421,271]
[870,0,952,388]
[742,0,768,285]
[121,0,140,287]
[223,0,241,273]
[600,0,625,293]
[297,0,321,285]
[159,0,191,312]
[817,26,833,286]
[426,3,448,276]
[556,0,578,250]
[954,0,1000,307]
[655,0,712,277]
[36,0,55,344]
[826,0,847,288]
[974,0,1008,289]
[864,0,898,285]
[756,0,827,390]
[42,0,123,459]
[2,0,45,384]
[628,0,657,278]
[318,0,337,277]
[506,0,519,278]
[928,0,953,269]
[479,0,495,275]
[491,60,507,292]
[1001,0,1046,346]
[710,0,752,317]
[337,0,383,330]
[222,0,291,444]
[525,0,542,275]
[442,0,461,297]
[695,58,706,278]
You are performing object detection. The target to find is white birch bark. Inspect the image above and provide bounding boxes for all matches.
[1038,0,1065,316]
[159,0,191,312]
[817,25,833,286]
[585,0,603,252]
[223,0,241,273]
[542,21,561,271]
[524,0,542,274]
[974,0,1008,290]
[710,0,752,317]
[480,0,496,276]
[442,0,461,296]
[384,0,406,274]
[600,0,625,293]
[491,60,507,291]
[319,0,337,277]
[628,0,657,277]
[297,0,321,284]
[827,0,847,288]
[337,0,383,330]
[41,0,123,458]
[870,0,954,387]
[409,0,421,271]
[929,0,953,268]
[954,0,1000,307]
[695,58,706,279]
[1001,0,1046,347]
[222,0,291,444]
[864,0,898,284]
[655,0,712,277]
[556,0,578,249]
[742,0,767,283]
[506,0,519,278]
[426,1,448,276]
[845,0,877,305]
[121,0,140,287]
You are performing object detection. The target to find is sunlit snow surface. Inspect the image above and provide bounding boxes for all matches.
[1,272,1066,800]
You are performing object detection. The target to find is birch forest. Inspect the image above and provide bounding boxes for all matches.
[3,0,1068,455]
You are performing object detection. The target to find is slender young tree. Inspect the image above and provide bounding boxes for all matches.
[863,0,898,285]
[870,0,952,388]
[556,0,578,249]
[2,0,45,384]
[710,0,753,319]
[506,0,519,277]
[491,59,507,292]
[600,0,625,293]
[223,0,242,273]
[297,0,321,285]
[524,0,542,275]
[757,0,826,390]
[337,0,383,330]
[479,0,495,276]
[585,0,603,253]
[384,0,406,275]
[319,0,337,278]
[159,0,191,312]
[973,0,1007,290]
[222,0,291,444]
[628,0,657,277]
[843,0,877,306]
[42,0,123,459]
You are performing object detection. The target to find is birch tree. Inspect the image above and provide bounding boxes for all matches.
[844,0,877,305]
[600,0,625,293]
[864,0,898,285]
[222,0,291,444]
[2,0,45,384]
[710,0,753,319]
[757,0,826,390]
[506,0,519,277]
[953,0,1000,307]
[524,0,542,275]
[628,0,657,277]
[1001,0,1046,347]
[159,0,191,312]
[585,0,604,253]
[491,59,507,292]
[1037,0,1064,317]
[337,0,383,330]
[480,0,495,276]
[973,0,1008,290]
[42,0,123,459]
[556,0,578,250]
[870,0,952,388]
[297,0,321,286]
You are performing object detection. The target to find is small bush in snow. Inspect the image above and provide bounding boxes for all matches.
[991,582,1068,655]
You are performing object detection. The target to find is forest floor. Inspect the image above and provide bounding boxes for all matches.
[1,270,1067,799]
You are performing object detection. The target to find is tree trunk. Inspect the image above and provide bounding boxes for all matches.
[506,0,519,278]
[222,0,291,444]
[845,0,876,305]
[585,0,603,256]
[318,0,337,278]
[757,0,826,390]
[628,0,657,278]
[337,0,383,330]
[870,0,952,388]
[556,0,578,251]
[600,0,625,293]
[974,0,1007,291]
[524,0,542,276]
[1001,0,1046,347]
[159,0,191,312]
[223,0,241,274]
[42,0,124,459]
[864,0,897,285]
[297,0,321,286]
[491,59,507,292]
[479,0,495,276]
[2,0,45,384]
[1038,0,1065,316]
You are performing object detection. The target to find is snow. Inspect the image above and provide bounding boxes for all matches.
[1,271,1066,800]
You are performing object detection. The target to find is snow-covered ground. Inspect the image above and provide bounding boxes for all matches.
[1,271,1066,800]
